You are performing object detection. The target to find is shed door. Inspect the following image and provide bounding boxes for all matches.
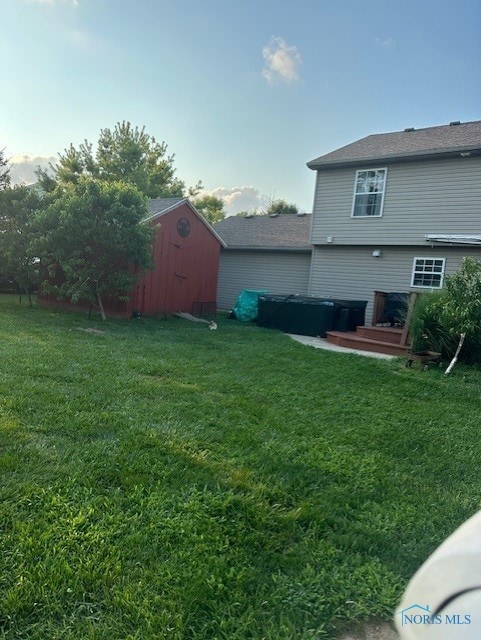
[165,242,183,312]
[166,243,203,312]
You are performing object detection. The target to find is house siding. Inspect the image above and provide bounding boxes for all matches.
[311,156,481,246]
[309,245,481,323]
[217,249,311,310]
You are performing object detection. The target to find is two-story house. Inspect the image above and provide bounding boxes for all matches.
[307,120,481,326]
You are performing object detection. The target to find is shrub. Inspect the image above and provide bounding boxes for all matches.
[409,258,481,363]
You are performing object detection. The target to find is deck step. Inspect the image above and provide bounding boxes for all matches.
[326,331,408,356]
[355,326,403,345]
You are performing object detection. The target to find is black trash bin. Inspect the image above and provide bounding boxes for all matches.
[257,295,335,336]
[256,295,367,337]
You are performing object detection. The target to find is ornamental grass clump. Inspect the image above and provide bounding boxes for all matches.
[409,290,455,355]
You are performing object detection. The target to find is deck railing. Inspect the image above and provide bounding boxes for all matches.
[372,290,418,347]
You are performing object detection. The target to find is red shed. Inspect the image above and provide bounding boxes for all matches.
[133,197,224,315]
[38,197,225,317]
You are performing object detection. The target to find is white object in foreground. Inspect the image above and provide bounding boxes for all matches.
[396,510,481,639]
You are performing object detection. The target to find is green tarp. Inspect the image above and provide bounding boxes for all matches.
[231,289,267,322]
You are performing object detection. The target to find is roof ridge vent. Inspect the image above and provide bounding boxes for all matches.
[404,127,415,132]
[450,121,461,126]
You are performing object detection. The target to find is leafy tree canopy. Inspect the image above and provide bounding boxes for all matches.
[233,200,300,218]
[235,210,259,217]
[0,185,42,304]
[193,194,226,224]
[37,121,201,199]
[35,178,154,320]
[266,199,299,216]
[0,148,11,190]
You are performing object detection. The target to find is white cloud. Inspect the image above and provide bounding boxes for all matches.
[375,37,395,48]
[262,36,301,85]
[208,186,270,217]
[9,155,56,186]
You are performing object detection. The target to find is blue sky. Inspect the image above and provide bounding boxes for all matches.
[2,0,480,213]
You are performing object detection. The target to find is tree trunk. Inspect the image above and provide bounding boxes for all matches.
[445,333,466,375]
[96,290,107,321]
[24,286,33,308]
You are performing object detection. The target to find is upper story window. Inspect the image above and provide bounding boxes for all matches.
[351,168,387,217]
[411,257,446,288]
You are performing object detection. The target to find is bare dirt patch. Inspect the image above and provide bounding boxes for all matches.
[339,621,398,640]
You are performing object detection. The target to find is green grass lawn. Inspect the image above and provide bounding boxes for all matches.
[1,295,480,639]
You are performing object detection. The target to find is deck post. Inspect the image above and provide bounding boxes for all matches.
[400,292,418,347]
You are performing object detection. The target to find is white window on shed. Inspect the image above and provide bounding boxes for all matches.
[411,257,446,288]
[351,168,387,217]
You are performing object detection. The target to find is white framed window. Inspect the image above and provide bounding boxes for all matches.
[411,257,446,288]
[351,168,387,217]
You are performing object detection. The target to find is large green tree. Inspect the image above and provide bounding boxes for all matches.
[192,194,226,224]
[37,122,200,199]
[266,199,299,215]
[35,179,154,320]
[232,200,300,218]
[0,148,11,190]
[0,185,42,305]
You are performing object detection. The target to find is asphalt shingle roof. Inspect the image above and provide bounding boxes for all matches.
[307,120,481,169]
[213,214,312,250]
[149,197,185,215]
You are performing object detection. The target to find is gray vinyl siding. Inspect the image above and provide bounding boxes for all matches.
[308,245,481,323]
[217,249,311,310]
[311,156,481,246]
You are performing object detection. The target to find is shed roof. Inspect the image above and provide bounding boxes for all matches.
[213,214,312,251]
[307,120,481,170]
[149,197,186,216]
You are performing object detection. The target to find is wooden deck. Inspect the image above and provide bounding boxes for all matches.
[326,326,408,356]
